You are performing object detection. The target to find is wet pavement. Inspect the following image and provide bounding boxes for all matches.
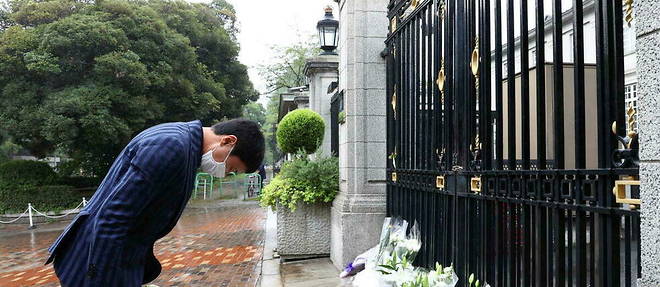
[0,199,266,287]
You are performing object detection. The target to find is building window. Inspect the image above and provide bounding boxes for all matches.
[624,83,638,133]
[623,25,636,54]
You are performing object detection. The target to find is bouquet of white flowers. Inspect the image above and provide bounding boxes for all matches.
[341,217,463,287]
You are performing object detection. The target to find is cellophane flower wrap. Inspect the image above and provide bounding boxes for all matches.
[346,217,459,286]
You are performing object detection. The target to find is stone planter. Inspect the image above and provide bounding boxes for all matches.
[277,202,331,260]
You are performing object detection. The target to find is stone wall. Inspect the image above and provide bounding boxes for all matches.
[636,0,660,285]
[331,0,389,269]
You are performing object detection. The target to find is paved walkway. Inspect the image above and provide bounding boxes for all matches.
[258,208,345,287]
[0,199,266,287]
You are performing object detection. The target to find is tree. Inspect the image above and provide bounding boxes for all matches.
[263,94,280,165]
[258,40,320,165]
[242,102,266,127]
[259,40,320,94]
[0,0,256,176]
[0,130,20,163]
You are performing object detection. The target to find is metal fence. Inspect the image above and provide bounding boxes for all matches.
[385,0,640,286]
[193,173,262,200]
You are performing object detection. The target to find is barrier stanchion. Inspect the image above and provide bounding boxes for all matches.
[82,197,87,207]
[27,203,36,229]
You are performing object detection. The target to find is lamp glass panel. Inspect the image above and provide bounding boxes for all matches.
[323,26,336,47]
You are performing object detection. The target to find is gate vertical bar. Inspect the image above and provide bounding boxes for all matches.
[552,0,566,286]
[572,0,587,286]
[494,0,504,172]
[506,0,517,284]
[519,0,531,285]
[534,0,548,286]
[506,0,516,172]
[610,0,625,284]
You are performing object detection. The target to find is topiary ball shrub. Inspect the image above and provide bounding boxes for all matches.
[276,109,325,154]
[0,160,57,185]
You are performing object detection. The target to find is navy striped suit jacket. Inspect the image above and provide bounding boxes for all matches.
[46,120,203,286]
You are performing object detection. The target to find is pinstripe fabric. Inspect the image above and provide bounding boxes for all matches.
[46,120,203,287]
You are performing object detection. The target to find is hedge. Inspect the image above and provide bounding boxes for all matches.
[57,176,101,188]
[0,160,57,185]
[276,109,325,154]
[0,183,82,214]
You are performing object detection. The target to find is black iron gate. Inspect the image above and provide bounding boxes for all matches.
[385,0,641,286]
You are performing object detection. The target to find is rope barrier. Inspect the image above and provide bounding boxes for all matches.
[0,198,86,225]
[0,207,30,224]
[30,200,85,219]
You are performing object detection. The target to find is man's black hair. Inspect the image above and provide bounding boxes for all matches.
[212,118,265,173]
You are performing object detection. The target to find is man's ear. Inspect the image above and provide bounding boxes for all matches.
[222,135,238,145]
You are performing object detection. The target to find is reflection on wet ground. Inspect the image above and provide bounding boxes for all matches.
[0,200,265,287]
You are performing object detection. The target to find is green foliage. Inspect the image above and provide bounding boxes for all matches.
[0,160,57,185]
[242,102,266,127]
[263,94,281,165]
[0,0,256,176]
[260,154,338,211]
[258,40,320,94]
[0,138,21,163]
[338,111,346,124]
[276,109,325,154]
[57,176,100,188]
[0,183,83,213]
[257,40,319,165]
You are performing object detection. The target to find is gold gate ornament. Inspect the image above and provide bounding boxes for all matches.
[436,176,445,189]
[613,176,640,208]
[471,176,482,193]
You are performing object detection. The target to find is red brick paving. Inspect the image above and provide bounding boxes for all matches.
[0,200,266,287]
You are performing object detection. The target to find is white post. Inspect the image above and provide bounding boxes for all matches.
[82,197,87,207]
[27,203,35,229]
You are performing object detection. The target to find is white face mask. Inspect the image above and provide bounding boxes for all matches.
[200,144,234,178]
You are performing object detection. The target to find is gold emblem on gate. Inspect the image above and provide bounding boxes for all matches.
[436,60,445,91]
[470,37,480,94]
[436,176,445,189]
[470,37,480,77]
[471,176,482,193]
[392,172,398,183]
[391,85,397,119]
[436,59,445,104]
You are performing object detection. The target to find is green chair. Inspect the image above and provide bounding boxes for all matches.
[193,172,214,200]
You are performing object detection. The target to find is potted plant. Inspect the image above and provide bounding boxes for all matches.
[260,109,338,259]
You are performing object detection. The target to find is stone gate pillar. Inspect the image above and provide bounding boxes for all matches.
[636,0,660,285]
[331,0,389,269]
[304,55,339,156]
